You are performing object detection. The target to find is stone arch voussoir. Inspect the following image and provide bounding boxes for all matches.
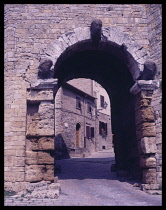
[42,26,149,81]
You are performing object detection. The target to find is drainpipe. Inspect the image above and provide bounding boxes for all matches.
[83,94,87,148]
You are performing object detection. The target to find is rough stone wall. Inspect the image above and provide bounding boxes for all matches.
[145,4,162,186]
[4,4,162,191]
[146,4,162,79]
[55,85,96,155]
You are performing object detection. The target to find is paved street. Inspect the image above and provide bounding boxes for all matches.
[4,149,162,206]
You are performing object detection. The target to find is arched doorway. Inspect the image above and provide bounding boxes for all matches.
[76,123,81,147]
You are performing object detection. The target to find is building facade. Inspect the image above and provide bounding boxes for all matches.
[4,4,162,193]
[54,78,112,158]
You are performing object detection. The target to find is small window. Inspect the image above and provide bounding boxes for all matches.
[99,121,107,136]
[86,126,95,138]
[76,97,81,109]
[91,127,94,138]
[100,95,104,108]
[86,126,91,138]
[87,102,92,113]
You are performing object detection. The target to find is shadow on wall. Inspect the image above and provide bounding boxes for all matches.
[54,134,70,160]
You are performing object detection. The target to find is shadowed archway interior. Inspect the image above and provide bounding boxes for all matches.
[53,40,140,180]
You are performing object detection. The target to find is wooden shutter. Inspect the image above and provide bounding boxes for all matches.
[91,127,94,138]
[76,97,81,109]
[105,123,107,135]
[100,95,104,108]
[87,102,92,113]
[86,126,91,138]
[99,121,102,134]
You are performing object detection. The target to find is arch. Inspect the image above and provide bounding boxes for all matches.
[76,123,81,131]
[76,123,81,147]
[41,26,149,81]
[38,26,156,182]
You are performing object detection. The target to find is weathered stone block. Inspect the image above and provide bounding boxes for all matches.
[4,171,25,182]
[138,137,157,154]
[38,102,54,119]
[141,183,160,191]
[135,107,155,125]
[27,89,54,102]
[12,182,28,192]
[142,168,157,184]
[37,151,54,164]
[156,133,162,144]
[48,182,61,190]
[25,151,38,165]
[136,122,156,140]
[38,137,54,150]
[135,98,151,111]
[26,151,38,158]
[25,165,43,182]
[4,182,13,192]
[16,149,25,157]
[31,137,54,151]
[26,180,48,192]
[5,150,16,156]
[13,157,25,167]
[26,118,54,137]
[4,166,25,172]
[43,165,54,181]
[156,172,162,185]
[26,103,54,137]
[4,156,14,167]
[139,156,156,168]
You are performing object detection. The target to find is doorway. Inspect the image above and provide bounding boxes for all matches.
[76,123,81,147]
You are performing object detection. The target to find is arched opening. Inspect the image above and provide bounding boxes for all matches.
[76,123,81,147]
[53,40,140,180]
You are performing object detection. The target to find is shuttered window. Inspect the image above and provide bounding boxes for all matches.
[91,127,94,138]
[100,95,104,108]
[76,97,81,109]
[87,102,92,113]
[86,126,91,138]
[99,121,107,136]
[86,126,95,138]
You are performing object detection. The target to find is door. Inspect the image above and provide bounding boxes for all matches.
[76,123,81,147]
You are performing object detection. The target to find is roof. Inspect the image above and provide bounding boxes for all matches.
[63,82,97,101]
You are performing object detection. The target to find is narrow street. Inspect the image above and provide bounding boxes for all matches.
[54,149,162,206]
[4,149,162,206]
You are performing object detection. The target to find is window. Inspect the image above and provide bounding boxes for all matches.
[86,126,91,138]
[91,127,94,138]
[99,121,107,136]
[76,96,81,109]
[86,126,95,138]
[100,95,104,108]
[87,102,92,113]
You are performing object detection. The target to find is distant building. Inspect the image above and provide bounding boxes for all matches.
[54,79,112,158]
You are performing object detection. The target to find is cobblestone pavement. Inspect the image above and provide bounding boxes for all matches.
[4,149,162,206]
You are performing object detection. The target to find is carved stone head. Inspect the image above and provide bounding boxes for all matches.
[38,59,53,79]
[90,19,102,42]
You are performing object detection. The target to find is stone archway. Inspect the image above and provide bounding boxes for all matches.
[26,25,160,191]
[41,26,149,81]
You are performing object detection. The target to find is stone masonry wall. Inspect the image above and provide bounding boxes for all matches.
[55,85,96,153]
[4,4,162,191]
[146,4,162,80]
